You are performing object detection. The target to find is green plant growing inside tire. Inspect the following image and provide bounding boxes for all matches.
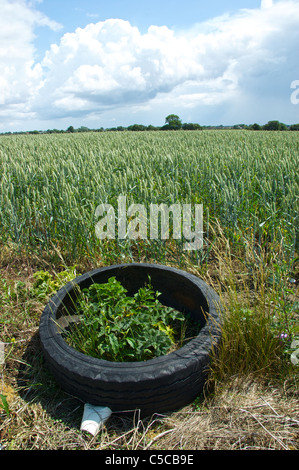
[63,276,198,362]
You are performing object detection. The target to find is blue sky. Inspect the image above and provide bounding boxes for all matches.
[35,0,262,49]
[0,0,298,131]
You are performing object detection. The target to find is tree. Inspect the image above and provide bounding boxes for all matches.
[250,123,261,130]
[127,124,146,131]
[67,125,75,133]
[164,114,182,130]
[263,120,287,131]
[77,126,90,132]
[182,122,202,130]
[290,123,299,131]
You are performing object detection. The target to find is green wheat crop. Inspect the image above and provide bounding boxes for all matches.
[0,130,298,264]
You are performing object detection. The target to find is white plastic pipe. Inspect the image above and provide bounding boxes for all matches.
[0,342,5,365]
[80,403,112,437]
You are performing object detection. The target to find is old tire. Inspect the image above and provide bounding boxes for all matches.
[39,263,222,417]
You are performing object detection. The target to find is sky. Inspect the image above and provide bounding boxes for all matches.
[0,0,298,132]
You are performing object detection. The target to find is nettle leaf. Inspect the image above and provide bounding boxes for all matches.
[108,334,120,356]
[156,322,176,343]
[126,337,136,349]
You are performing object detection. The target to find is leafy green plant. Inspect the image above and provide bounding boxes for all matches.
[30,266,78,300]
[63,276,195,362]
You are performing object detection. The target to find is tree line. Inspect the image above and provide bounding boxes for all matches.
[1,115,298,135]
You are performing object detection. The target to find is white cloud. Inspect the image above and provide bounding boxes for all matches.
[261,0,273,9]
[36,19,205,119]
[0,0,61,125]
[0,0,298,129]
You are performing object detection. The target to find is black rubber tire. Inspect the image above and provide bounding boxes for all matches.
[39,263,222,417]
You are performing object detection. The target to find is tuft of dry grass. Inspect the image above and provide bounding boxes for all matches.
[154,376,299,451]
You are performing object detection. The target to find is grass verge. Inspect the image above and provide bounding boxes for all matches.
[0,235,298,450]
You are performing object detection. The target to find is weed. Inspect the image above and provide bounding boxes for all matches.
[63,276,196,361]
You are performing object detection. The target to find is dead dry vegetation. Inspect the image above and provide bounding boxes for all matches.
[1,368,298,450]
[157,378,299,451]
